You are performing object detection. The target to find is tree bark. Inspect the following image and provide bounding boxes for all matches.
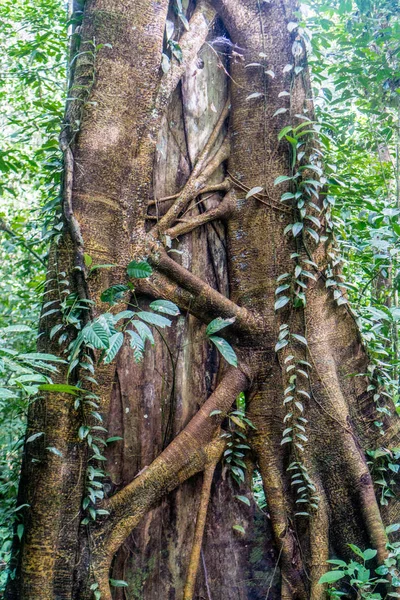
[6,1,400,600]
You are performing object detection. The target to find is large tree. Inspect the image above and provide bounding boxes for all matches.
[5,1,400,599]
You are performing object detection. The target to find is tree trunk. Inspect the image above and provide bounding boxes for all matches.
[6,1,400,600]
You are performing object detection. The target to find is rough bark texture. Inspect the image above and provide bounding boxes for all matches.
[6,1,400,600]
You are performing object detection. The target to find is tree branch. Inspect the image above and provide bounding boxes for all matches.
[91,368,249,599]
[165,190,235,239]
[183,460,219,600]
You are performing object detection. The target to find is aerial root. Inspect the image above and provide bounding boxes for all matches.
[149,178,231,207]
[183,456,220,600]
[255,442,308,600]
[165,190,235,239]
[346,437,388,562]
[308,477,329,600]
[153,99,230,233]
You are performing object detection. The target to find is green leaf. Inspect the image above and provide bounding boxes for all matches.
[235,495,251,506]
[292,222,303,237]
[275,296,290,311]
[136,312,171,328]
[386,523,400,534]
[100,284,129,305]
[209,336,237,367]
[246,186,263,199]
[104,332,124,364]
[82,322,110,349]
[46,446,63,457]
[0,387,15,399]
[26,432,44,443]
[278,126,293,140]
[3,324,32,333]
[106,436,123,443]
[318,571,345,584]
[291,333,307,346]
[363,548,377,561]
[109,579,128,587]
[232,524,245,533]
[206,317,236,336]
[132,321,154,344]
[209,409,223,416]
[275,338,288,352]
[149,300,180,316]
[273,107,288,117]
[39,384,82,395]
[19,353,65,363]
[127,330,145,351]
[348,544,365,559]
[127,261,152,279]
[274,175,293,185]
[246,92,264,101]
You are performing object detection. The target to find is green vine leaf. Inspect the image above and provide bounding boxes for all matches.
[246,186,264,198]
[209,336,237,367]
[292,222,303,237]
[274,296,290,311]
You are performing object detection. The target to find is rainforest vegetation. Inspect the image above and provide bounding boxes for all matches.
[0,0,400,598]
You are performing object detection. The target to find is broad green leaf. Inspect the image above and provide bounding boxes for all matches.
[274,175,293,185]
[149,300,180,316]
[100,284,129,305]
[291,333,307,346]
[386,523,400,534]
[127,261,152,279]
[363,548,377,561]
[292,222,303,237]
[104,332,124,364]
[246,92,263,100]
[132,321,154,344]
[209,336,237,367]
[136,312,171,328]
[275,296,290,311]
[82,322,110,349]
[318,571,345,584]
[206,317,236,336]
[19,353,65,363]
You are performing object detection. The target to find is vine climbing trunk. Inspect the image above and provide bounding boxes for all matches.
[6,1,400,600]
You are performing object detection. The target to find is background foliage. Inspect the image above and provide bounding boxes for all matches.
[0,0,399,596]
[0,0,67,588]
